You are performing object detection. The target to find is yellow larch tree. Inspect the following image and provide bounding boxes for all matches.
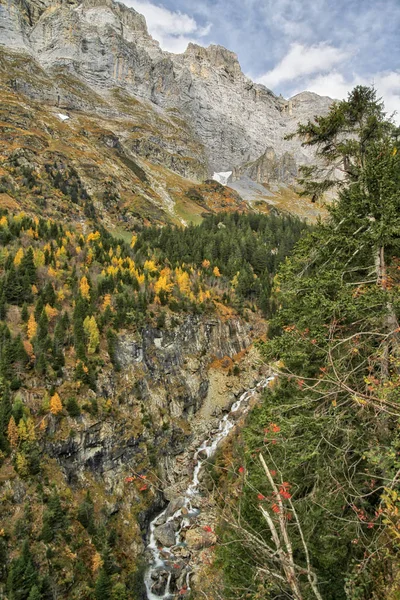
[50,392,63,415]
[176,268,191,295]
[87,231,101,243]
[45,304,58,322]
[34,249,45,267]
[92,551,103,574]
[55,245,67,260]
[79,276,90,300]
[17,419,28,442]
[47,266,57,278]
[25,417,36,442]
[27,313,37,340]
[15,453,28,477]
[102,294,112,310]
[23,340,34,361]
[154,269,174,296]
[86,249,94,266]
[7,416,19,449]
[13,248,24,267]
[213,266,221,277]
[83,316,100,354]
[144,259,157,274]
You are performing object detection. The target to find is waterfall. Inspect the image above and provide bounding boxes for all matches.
[144,376,274,599]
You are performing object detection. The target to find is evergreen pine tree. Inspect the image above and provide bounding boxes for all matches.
[94,569,111,600]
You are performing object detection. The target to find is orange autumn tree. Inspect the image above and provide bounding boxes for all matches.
[213,266,221,277]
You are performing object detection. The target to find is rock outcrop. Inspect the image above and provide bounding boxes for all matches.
[233,146,298,187]
[44,313,264,496]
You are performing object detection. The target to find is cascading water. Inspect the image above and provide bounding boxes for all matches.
[144,376,274,599]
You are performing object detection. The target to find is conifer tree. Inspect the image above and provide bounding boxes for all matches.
[7,540,38,600]
[21,303,29,323]
[27,585,41,600]
[94,569,111,600]
[222,87,400,600]
[20,247,36,284]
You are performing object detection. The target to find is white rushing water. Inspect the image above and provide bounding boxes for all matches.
[144,376,274,599]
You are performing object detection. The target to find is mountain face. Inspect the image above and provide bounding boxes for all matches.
[0,0,332,225]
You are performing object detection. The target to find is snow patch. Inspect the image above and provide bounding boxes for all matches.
[57,113,70,121]
[212,171,232,186]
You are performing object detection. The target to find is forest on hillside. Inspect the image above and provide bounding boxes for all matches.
[0,208,305,600]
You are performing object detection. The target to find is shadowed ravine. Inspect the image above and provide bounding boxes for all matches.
[144,376,274,599]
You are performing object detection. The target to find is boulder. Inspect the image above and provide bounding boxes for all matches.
[154,522,177,547]
[185,527,217,550]
[165,497,185,519]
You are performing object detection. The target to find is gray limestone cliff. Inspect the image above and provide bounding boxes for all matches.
[0,0,332,180]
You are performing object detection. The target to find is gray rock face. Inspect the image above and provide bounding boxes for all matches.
[0,0,332,180]
[233,146,298,186]
[154,522,177,547]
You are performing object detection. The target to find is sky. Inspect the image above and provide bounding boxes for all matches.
[122,0,400,119]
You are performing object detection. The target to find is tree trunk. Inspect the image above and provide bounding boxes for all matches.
[375,246,400,378]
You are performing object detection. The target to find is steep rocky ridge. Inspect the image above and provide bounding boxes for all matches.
[1,0,333,222]
[47,312,262,486]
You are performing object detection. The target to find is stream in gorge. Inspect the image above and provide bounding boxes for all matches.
[144,376,274,600]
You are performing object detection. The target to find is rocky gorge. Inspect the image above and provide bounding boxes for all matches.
[0,306,269,598]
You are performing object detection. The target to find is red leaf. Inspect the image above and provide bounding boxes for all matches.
[280,490,292,500]
[238,466,245,474]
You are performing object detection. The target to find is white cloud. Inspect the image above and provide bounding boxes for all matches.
[122,0,211,53]
[293,70,400,122]
[257,42,348,89]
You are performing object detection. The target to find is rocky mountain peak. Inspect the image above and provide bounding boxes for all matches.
[0,0,334,221]
[183,43,241,73]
